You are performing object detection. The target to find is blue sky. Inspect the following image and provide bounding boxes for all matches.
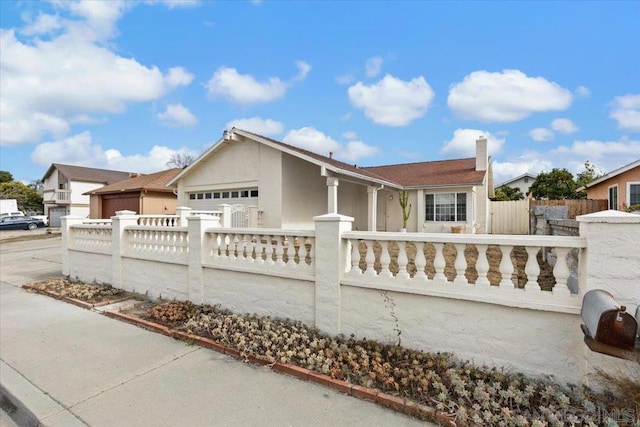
[1,0,638,185]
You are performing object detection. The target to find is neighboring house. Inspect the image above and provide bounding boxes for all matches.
[167,129,494,233]
[581,159,640,210]
[85,168,181,219]
[495,173,537,196]
[42,164,133,226]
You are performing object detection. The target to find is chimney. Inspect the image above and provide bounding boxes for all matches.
[475,136,488,171]
[329,152,333,159]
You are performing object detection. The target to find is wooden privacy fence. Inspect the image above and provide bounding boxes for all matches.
[491,199,608,234]
[530,199,608,219]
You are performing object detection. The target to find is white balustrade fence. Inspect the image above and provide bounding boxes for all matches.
[206,228,315,280]
[61,209,640,384]
[342,232,586,312]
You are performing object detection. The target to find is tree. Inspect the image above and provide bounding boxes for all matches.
[166,153,195,168]
[493,185,524,201]
[0,170,13,183]
[0,181,44,213]
[575,160,603,199]
[29,179,44,195]
[529,168,578,200]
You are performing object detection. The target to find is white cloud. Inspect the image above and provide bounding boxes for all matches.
[610,93,640,132]
[145,0,200,9]
[551,118,578,134]
[283,127,342,154]
[342,131,357,140]
[447,69,573,122]
[492,157,552,185]
[0,5,195,146]
[576,86,591,97]
[157,103,198,127]
[207,61,310,105]
[365,56,383,77]
[529,127,554,142]
[283,127,379,162]
[348,74,435,126]
[551,139,640,169]
[225,117,284,136]
[30,131,197,173]
[336,74,355,85]
[341,140,380,163]
[440,128,505,157]
[165,67,194,88]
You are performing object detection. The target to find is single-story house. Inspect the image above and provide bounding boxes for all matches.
[85,168,182,219]
[495,173,537,196]
[581,159,640,210]
[42,163,134,226]
[167,129,494,233]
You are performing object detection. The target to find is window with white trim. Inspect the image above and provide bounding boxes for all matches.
[628,182,640,207]
[608,185,618,210]
[425,193,467,222]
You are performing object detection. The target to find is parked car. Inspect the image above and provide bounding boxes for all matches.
[0,211,49,226]
[0,216,46,230]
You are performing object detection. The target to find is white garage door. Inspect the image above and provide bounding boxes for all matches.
[187,188,258,211]
[49,207,69,227]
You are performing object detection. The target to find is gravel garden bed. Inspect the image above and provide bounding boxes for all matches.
[25,278,638,426]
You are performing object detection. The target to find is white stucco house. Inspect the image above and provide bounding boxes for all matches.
[42,164,134,227]
[168,129,494,233]
[495,173,537,196]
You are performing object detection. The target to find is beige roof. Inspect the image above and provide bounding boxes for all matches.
[84,169,181,195]
[43,163,133,184]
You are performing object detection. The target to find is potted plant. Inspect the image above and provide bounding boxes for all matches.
[399,190,411,232]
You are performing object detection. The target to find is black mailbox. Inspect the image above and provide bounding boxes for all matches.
[581,290,637,351]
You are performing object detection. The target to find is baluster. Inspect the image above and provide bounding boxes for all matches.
[222,233,231,260]
[397,241,410,279]
[364,240,376,276]
[350,239,361,275]
[379,241,392,278]
[286,236,296,267]
[211,233,220,258]
[433,243,446,283]
[499,245,515,289]
[552,247,571,296]
[275,236,286,266]
[306,237,315,267]
[247,235,256,263]
[453,243,468,285]
[266,235,275,265]
[524,246,541,292]
[414,242,427,279]
[474,244,490,288]
[255,235,265,264]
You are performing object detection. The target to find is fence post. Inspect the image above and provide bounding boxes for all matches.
[175,206,191,227]
[219,204,231,227]
[313,213,354,335]
[60,215,85,276]
[187,216,221,304]
[577,210,640,308]
[111,210,139,289]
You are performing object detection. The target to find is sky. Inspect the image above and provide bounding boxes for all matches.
[1,0,639,185]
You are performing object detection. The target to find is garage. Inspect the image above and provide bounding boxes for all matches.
[101,193,140,218]
[48,207,68,227]
[187,188,258,212]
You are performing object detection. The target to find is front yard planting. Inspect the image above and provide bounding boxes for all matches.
[25,278,639,426]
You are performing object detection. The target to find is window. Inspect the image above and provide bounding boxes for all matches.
[608,185,618,210]
[222,191,229,198]
[205,192,212,199]
[425,193,467,222]
[213,192,220,199]
[523,177,529,183]
[189,194,196,200]
[196,193,204,200]
[250,189,259,197]
[231,191,239,198]
[628,182,640,207]
[241,190,249,198]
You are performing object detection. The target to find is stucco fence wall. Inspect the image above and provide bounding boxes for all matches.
[61,209,640,385]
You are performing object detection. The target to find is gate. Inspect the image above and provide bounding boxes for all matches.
[230,204,248,228]
[490,200,529,234]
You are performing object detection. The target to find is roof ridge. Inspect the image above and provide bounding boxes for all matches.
[363,157,475,169]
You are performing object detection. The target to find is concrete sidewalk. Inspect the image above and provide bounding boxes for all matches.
[0,237,430,426]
